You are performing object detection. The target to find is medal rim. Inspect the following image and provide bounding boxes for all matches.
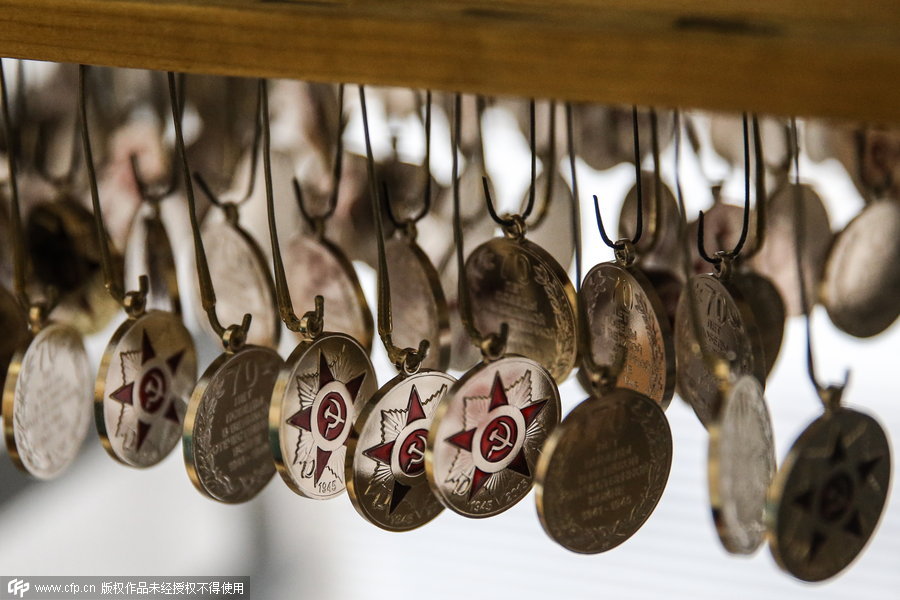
[580,261,676,409]
[2,321,90,479]
[707,374,775,555]
[425,354,562,519]
[269,331,376,499]
[766,406,892,582]
[95,309,197,468]
[346,369,455,531]
[183,344,281,504]
[534,389,673,554]
[465,236,578,383]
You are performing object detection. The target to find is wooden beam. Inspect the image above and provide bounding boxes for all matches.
[0,0,899,122]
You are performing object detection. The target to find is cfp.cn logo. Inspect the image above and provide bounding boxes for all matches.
[7,579,29,598]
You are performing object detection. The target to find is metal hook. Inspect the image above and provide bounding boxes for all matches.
[384,89,433,231]
[528,100,557,229]
[33,110,82,191]
[168,71,249,352]
[789,118,849,409]
[260,78,324,338]
[452,93,507,360]
[485,98,537,231]
[0,59,32,312]
[673,110,730,383]
[696,113,752,266]
[738,114,768,260]
[641,108,663,254]
[295,84,343,234]
[358,85,430,371]
[80,64,136,312]
[565,103,582,290]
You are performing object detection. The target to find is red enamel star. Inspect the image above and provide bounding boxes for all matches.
[445,372,547,500]
[110,329,185,450]
[287,351,367,485]
[363,385,428,513]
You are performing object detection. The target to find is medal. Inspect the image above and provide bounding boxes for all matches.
[768,119,890,581]
[675,125,766,428]
[580,107,675,408]
[346,96,454,528]
[79,66,199,468]
[465,101,577,383]
[821,198,900,337]
[535,105,672,553]
[252,81,376,500]
[0,63,91,479]
[426,95,560,519]
[708,374,775,554]
[281,86,373,353]
[168,73,279,503]
[190,81,280,350]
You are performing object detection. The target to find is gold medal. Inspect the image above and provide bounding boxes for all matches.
[0,64,92,480]
[675,273,764,427]
[767,406,890,581]
[581,117,675,407]
[466,235,577,383]
[708,374,775,555]
[730,269,785,375]
[80,69,199,469]
[821,199,900,337]
[768,119,891,582]
[427,356,559,518]
[3,319,92,479]
[348,370,452,530]
[166,72,278,503]
[535,389,672,553]
[345,89,453,529]
[257,82,377,501]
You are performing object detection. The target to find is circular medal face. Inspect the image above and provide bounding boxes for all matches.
[535,389,672,554]
[619,173,682,275]
[270,333,377,500]
[521,172,575,272]
[347,370,455,531]
[822,200,900,338]
[426,356,561,518]
[465,237,577,382]
[751,183,832,316]
[284,234,373,352]
[183,346,282,503]
[675,274,765,429]
[125,203,181,314]
[731,270,785,375]
[768,408,891,582]
[581,262,674,408]
[2,323,91,479]
[708,375,775,555]
[197,218,280,348]
[0,287,29,391]
[96,311,197,468]
[384,236,450,371]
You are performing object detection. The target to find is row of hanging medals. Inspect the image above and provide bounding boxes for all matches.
[0,64,893,584]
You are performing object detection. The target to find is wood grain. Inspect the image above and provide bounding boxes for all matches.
[0,0,899,122]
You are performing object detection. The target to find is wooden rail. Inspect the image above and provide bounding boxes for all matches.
[1,0,899,122]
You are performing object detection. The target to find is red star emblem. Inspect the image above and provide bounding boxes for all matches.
[287,351,367,486]
[109,329,185,450]
[363,385,429,513]
[445,372,547,499]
